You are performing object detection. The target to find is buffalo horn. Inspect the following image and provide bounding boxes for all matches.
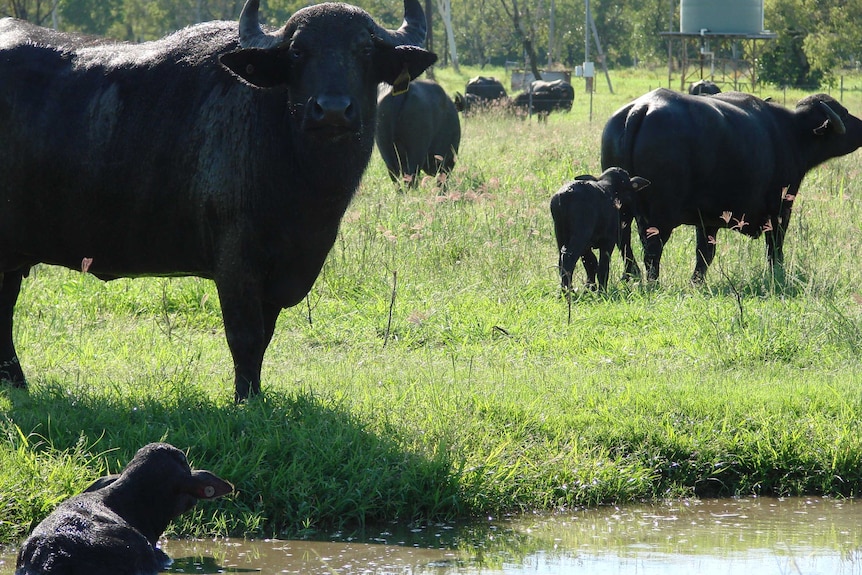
[371,0,428,47]
[819,101,846,135]
[238,0,279,49]
[238,0,426,50]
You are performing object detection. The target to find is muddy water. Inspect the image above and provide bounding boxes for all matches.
[1,497,860,574]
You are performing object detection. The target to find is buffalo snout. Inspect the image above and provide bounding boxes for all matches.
[306,94,358,131]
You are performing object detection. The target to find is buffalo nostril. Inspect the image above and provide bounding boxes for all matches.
[310,95,354,126]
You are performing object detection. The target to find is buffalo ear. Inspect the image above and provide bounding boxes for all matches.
[376,45,437,87]
[630,176,651,191]
[220,48,290,88]
[186,470,234,500]
[82,474,120,493]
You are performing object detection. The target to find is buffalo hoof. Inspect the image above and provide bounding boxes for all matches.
[0,357,26,388]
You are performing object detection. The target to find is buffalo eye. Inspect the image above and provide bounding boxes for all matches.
[288,46,304,63]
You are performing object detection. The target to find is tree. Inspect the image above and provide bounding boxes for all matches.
[498,0,542,79]
[437,0,459,72]
[759,0,822,88]
[802,0,862,79]
[3,0,55,25]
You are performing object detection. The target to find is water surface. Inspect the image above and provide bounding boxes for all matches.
[2,497,860,574]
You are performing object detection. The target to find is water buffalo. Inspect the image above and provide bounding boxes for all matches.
[0,0,435,401]
[15,443,233,575]
[513,79,574,120]
[376,79,461,185]
[601,88,862,282]
[465,75,508,100]
[454,75,508,114]
[688,79,721,95]
[550,168,650,291]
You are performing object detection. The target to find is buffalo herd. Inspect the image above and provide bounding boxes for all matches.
[4,0,862,567]
[453,75,575,119]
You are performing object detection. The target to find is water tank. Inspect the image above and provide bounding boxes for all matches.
[680,0,764,35]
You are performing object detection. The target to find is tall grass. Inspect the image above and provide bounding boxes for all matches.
[2,67,862,543]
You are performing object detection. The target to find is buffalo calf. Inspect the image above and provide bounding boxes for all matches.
[550,168,650,291]
[15,443,233,575]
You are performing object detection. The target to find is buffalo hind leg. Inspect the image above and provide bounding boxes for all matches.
[581,250,599,290]
[693,226,719,284]
[642,231,667,283]
[0,270,26,387]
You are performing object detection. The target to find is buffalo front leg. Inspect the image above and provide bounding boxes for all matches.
[0,270,26,386]
[617,215,641,280]
[596,248,612,291]
[765,215,789,270]
[216,280,282,402]
[767,188,797,273]
[693,226,719,284]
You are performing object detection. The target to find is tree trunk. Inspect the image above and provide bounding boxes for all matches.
[436,0,460,72]
[499,0,542,81]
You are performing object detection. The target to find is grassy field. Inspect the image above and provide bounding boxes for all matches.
[2,65,862,545]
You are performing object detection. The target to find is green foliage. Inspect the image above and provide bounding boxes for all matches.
[759,0,824,88]
[5,0,862,88]
[0,425,106,543]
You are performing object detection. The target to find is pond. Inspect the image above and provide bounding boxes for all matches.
[1,497,860,574]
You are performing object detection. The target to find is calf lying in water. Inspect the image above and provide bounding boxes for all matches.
[16,442,233,575]
[550,167,650,291]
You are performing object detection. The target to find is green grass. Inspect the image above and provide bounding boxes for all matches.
[2,66,862,544]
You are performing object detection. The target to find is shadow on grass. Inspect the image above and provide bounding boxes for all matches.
[2,382,462,539]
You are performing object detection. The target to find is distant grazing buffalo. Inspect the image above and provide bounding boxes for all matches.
[513,79,574,119]
[550,168,650,291]
[454,75,508,114]
[16,443,232,575]
[0,0,435,401]
[465,75,508,100]
[689,79,721,95]
[601,88,862,282]
[376,79,461,185]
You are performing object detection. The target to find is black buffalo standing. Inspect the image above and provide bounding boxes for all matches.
[453,75,508,114]
[0,0,435,401]
[550,168,650,291]
[601,88,862,282]
[15,443,233,575]
[376,79,461,185]
[688,79,721,95]
[513,79,574,120]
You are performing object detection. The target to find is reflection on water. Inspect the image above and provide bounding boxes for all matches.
[1,497,860,574]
